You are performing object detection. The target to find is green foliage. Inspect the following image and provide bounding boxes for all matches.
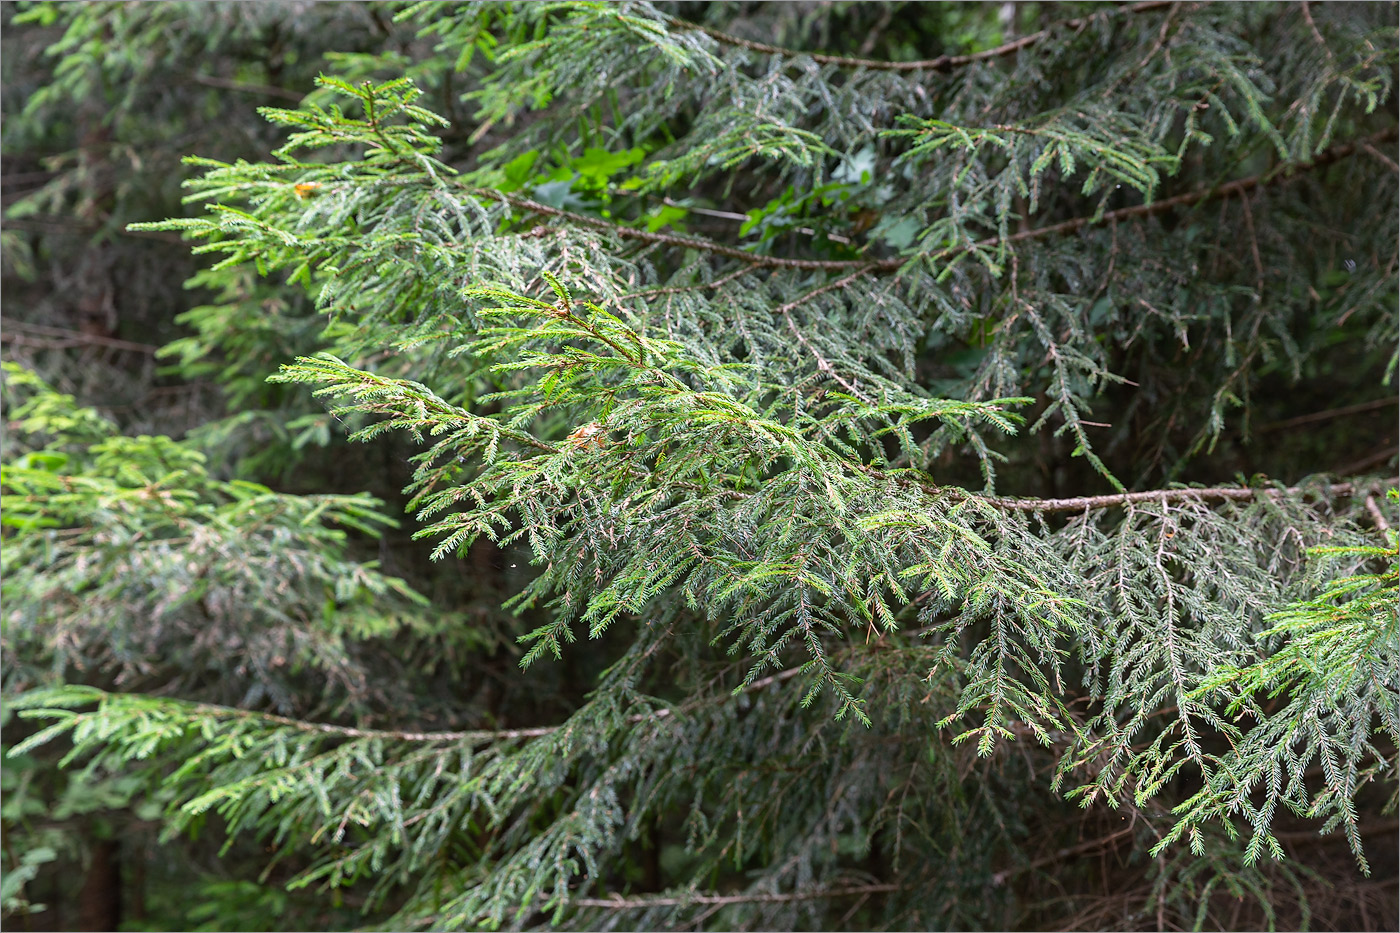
[1,363,426,711]
[1170,527,1399,872]
[4,2,1398,931]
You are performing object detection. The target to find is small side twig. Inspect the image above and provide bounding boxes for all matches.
[1238,192,1265,293]
[1300,2,1336,62]
[774,266,882,404]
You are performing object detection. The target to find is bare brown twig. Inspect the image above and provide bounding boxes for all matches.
[1258,396,1398,433]
[1334,446,1399,477]
[1300,2,1335,63]
[978,476,1395,514]
[572,882,901,910]
[103,657,810,746]
[774,266,883,403]
[1364,495,1392,534]
[991,824,1137,886]
[1,321,158,354]
[1361,142,1399,174]
[189,74,305,102]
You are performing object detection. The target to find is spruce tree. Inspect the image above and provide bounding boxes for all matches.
[4,2,1397,930]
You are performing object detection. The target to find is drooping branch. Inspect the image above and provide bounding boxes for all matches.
[662,1,1174,73]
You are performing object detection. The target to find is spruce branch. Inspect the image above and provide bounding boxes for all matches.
[7,6,1399,931]
[980,126,1400,254]
[892,124,1393,268]
[476,128,1396,278]
[661,1,1174,73]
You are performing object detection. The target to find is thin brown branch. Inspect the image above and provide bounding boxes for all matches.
[1,321,158,354]
[91,658,810,747]
[991,824,1137,885]
[1300,2,1335,63]
[1333,446,1398,477]
[1274,821,1399,844]
[4,216,188,245]
[775,266,883,403]
[1131,2,1185,77]
[183,701,557,744]
[0,170,59,185]
[977,476,1395,514]
[742,665,805,693]
[664,1,1172,73]
[857,4,896,58]
[1238,191,1264,293]
[660,196,748,222]
[1258,396,1398,433]
[572,882,901,910]
[189,74,305,102]
[1362,142,1400,174]
[623,265,751,301]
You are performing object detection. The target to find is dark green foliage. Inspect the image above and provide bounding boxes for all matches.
[3,2,1397,931]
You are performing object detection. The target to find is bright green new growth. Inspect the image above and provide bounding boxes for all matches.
[4,2,1396,930]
